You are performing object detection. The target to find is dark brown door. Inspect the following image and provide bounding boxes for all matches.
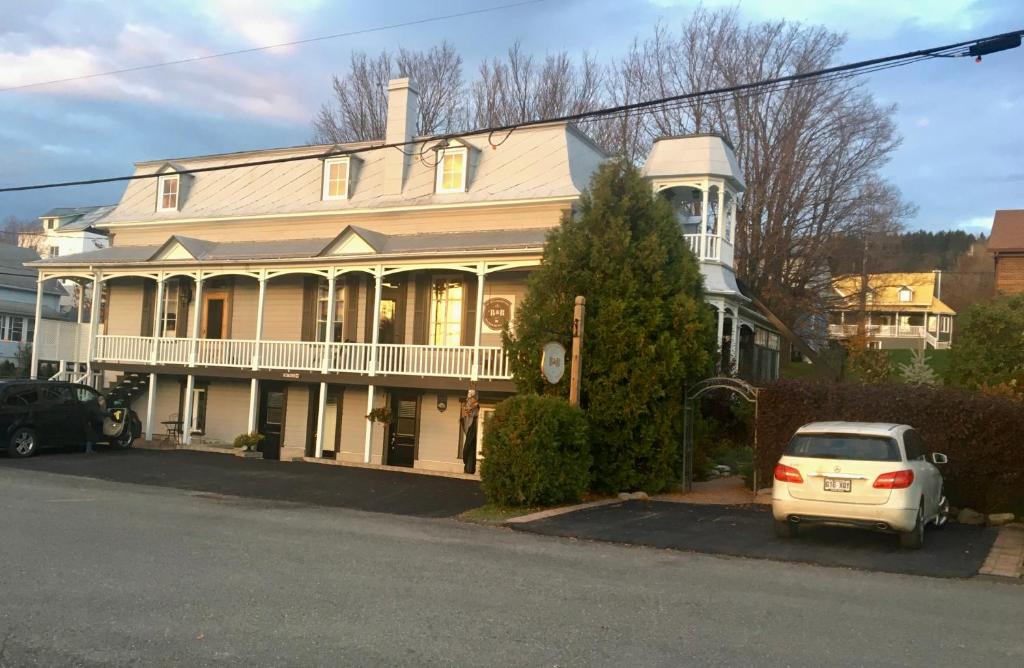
[202,291,229,339]
[258,383,286,460]
[386,393,418,467]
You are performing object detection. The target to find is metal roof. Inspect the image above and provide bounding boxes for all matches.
[39,205,115,232]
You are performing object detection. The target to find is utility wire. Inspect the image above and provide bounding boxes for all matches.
[1,27,1020,194]
[0,0,546,94]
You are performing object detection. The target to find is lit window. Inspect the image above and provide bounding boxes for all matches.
[898,287,913,302]
[940,317,951,333]
[435,147,467,193]
[429,277,463,345]
[157,174,180,211]
[322,158,350,200]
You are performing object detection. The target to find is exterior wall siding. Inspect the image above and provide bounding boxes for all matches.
[415,391,463,473]
[995,254,1024,295]
[199,380,251,445]
[132,374,182,433]
[106,278,146,335]
[259,275,305,341]
[281,383,310,459]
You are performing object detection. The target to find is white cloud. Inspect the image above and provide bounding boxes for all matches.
[915,116,930,128]
[647,0,986,38]
[954,216,994,232]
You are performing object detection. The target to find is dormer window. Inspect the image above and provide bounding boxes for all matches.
[44,218,57,230]
[898,287,913,302]
[435,146,467,193]
[157,174,180,211]
[322,157,350,201]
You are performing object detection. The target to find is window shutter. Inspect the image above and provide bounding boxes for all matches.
[140,281,155,337]
[393,278,408,344]
[344,275,359,342]
[412,274,430,345]
[300,276,318,342]
[462,273,478,346]
[177,283,189,338]
[363,275,375,343]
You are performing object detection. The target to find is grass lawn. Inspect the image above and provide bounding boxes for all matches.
[458,504,545,525]
[887,348,952,378]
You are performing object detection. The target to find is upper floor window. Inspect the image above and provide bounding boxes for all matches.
[429,277,463,345]
[48,246,60,258]
[322,158,350,200]
[157,174,180,211]
[44,218,57,230]
[315,278,344,342]
[435,147,467,193]
[898,287,913,302]
[161,279,180,337]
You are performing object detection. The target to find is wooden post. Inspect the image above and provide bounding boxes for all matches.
[569,296,585,407]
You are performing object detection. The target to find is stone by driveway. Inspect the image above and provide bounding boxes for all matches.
[512,499,998,578]
[0,449,484,518]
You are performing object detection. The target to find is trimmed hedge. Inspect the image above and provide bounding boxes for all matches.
[755,380,1024,513]
[480,395,591,507]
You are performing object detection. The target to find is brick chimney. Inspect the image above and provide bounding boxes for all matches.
[383,77,419,195]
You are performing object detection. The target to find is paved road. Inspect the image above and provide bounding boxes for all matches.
[1,467,1021,667]
[514,500,997,578]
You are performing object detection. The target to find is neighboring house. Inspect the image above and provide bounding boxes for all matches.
[20,205,114,310]
[0,243,85,373]
[828,272,955,350]
[29,77,781,475]
[989,209,1024,295]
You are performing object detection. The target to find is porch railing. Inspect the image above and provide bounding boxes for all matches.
[828,324,927,338]
[93,335,513,380]
[683,233,733,265]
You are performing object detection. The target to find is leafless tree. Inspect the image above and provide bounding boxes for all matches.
[311,42,466,143]
[0,215,43,252]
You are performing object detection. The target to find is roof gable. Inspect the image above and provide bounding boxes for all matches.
[150,235,213,261]
[990,210,1024,251]
[319,226,386,256]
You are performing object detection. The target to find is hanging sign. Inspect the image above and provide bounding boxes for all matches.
[540,342,567,384]
[483,296,515,333]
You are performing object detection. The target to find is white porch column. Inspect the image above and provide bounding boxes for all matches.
[247,378,259,433]
[85,272,102,386]
[368,266,384,377]
[716,186,726,240]
[253,272,267,370]
[188,271,204,366]
[151,274,165,364]
[314,381,328,458]
[144,373,158,441]
[700,187,709,260]
[182,375,196,445]
[320,269,337,372]
[29,276,44,379]
[731,316,741,374]
[715,302,725,354]
[472,262,486,381]
[363,384,376,463]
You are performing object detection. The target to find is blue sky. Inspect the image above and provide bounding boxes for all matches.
[0,0,1021,234]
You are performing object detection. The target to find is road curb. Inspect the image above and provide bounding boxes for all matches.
[505,498,622,525]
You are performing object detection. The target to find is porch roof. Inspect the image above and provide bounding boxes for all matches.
[27,227,549,268]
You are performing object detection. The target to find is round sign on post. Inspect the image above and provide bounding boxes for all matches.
[540,342,567,384]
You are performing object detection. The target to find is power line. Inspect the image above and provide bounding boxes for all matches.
[0,0,546,94]
[1,27,1020,194]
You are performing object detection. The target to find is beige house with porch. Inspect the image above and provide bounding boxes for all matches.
[29,78,780,475]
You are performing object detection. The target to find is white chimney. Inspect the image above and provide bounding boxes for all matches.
[384,77,419,195]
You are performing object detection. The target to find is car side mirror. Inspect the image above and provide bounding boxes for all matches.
[931,453,948,465]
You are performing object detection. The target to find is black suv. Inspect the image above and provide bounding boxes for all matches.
[0,380,141,458]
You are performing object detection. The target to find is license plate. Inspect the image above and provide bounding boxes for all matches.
[823,477,852,493]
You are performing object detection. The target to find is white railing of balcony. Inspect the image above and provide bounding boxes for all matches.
[828,324,926,338]
[683,234,733,264]
[94,335,513,380]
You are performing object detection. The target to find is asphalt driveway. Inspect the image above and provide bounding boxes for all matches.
[512,500,998,578]
[0,449,484,517]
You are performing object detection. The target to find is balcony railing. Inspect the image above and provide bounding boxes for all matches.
[828,324,927,338]
[684,233,733,265]
[93,335,512,380]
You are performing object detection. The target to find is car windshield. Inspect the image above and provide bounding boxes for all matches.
[785,433,901,462]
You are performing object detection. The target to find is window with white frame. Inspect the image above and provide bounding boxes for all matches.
[940,316,951,333]
[45,218,57,230]
[429,277,464,346]
[0,315,28,342]
[315,278,344,342]
[867,341,882,350]
[898,287,913,302]
[161,279,180,336]
[157,174,180,211]
[190,386,207,434]
[48,246,60,258]
[322,157,350,200]
[435,147,467,193]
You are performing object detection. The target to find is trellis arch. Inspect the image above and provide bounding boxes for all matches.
[681,376,760,492]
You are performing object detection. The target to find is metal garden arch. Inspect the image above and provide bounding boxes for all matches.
[682,377,760,492]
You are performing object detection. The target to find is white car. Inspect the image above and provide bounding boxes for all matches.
[771,422,950,549]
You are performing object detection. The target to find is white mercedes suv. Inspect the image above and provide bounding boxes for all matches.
[771,422,950,549]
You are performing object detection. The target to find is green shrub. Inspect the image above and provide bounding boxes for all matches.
[480,395,591,507]
[232,432,264,451]
[754,380,1024,512]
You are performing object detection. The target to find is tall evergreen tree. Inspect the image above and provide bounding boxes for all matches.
[505,160,717,493]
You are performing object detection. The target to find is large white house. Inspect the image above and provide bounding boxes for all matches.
[29,77,781,476]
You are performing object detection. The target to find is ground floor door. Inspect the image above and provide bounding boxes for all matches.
[386,392,419,467]
[258,382,286,460]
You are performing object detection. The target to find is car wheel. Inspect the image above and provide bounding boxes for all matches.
[111,427,134,449]
[899,504,925,550]
[8,427,38,458]
[774,519,799,539]
[934,494,950,529]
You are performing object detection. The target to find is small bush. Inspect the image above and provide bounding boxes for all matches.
[480,395,591,507]
[232,432,264,451]
[755,380,1024,512]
